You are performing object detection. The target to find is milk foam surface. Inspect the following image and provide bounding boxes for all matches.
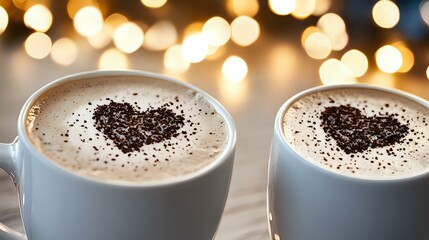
[283,88,429,179]
[26,76,228,182]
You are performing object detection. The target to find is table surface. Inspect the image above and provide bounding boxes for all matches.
[1,36,428,240]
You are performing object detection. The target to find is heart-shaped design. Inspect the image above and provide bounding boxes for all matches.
[92,101,185,153]
[320,105,409,154]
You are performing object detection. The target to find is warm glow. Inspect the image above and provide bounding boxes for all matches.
[25,32,52,59]
[74,6,103,37]
[317,13,346,39]
[51,38,78,66]
[301,26,320,47]
[222,56,248,83]
[330,31,348,51]
[292,0,316,19]
[98,48,129,69]
[0,6,8,34]
[267,44,298,83]
[164,44,190,74]
[12,0,26,10]
[67,0,94,18]
[24,4,53,32]
[141,0,167,8]
[269,0,295,15]
[420,1,429,25]
[183,22,204,37]
[181,34,208,63]
[114,22,144,54]
[426,66,429,80]
[375,45,402,73]
[144,21,177,51]
[227,0,259,17]
[372,0,400,29]
[202,17,231,47]
[88,25,111,49]
[304,32,331,59]
[313,0,331,16]
[392,42,414,73]
[105,13,129,35]
[218,74,249,109]
[319,58,356,85]
[341,49,368,77]
[231,16,260,46]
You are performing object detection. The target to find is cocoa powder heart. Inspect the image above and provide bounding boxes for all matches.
[320,105,409,154]
[92,101,185,153]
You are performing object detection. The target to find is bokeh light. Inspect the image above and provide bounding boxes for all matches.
[341,49,368,77]
[0,6,8,34]
[319,58,356,85]
[114,22,144,54]
[292,0,315,19]
[105,13,129,36]
[372,0,400,29]
[88,25,112,49]
[24,32,52,59]
[67,0,94,18]
[181,34,208,63]
[202,17,231,47]
[144,21,177,51]
[313,0,331,16]
[392,42,414,73]
[141,0,167,8]
[74,6,103,37]
[222,56,248,82]
[231,16,260,46]
[23,4,52,32]
[183,22,204,37]
[226,0,259,17]
[51,38,78,66]
[301,26,320,47]
[164,44,190,73]
[426,66,429,80]
[375,45,402,73]
[269,0,295,15]
[420,1,429,25]
[304,32,331,59]
[98,48,129,69]
[317,13,346,39]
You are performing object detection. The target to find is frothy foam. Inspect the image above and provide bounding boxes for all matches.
[26,76,228,183]
[283,87,429,179]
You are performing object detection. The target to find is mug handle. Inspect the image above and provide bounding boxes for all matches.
[0,138,27,240]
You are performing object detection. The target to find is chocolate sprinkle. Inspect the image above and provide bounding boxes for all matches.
[92,101,185,153]
[320,105,409,154]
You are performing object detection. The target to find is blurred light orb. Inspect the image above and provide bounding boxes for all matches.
[392,42,414,73]
[24,4,53,32]
[141,0,167,8]
[341,49,368,77]
[222,56,248,83]
[88,25,112,49]
[164,44,190,74]
[202,17,231,47]
[98,48,129,69]
[51,38,78,66]
[181,34,208,63]
[145,21,177,51]
[319,58,356,85]
[420,1,429,25]
[74,6,103,37]
[227,0,259,17]
[304,32,331,59]
[114,22,144,54]
[426,66,429,80]
[375,45,402,73]
[231,16,260,46]
[330,31,348,51]
[105,13,129,36]
[269,0,296,15]
[292,0,316,19]
[0,6,8,34]
[313,0,331,16]
[301,26,320,47]
[67,0,94,18]
[317,13,346,39]
[372,0,400,29]
[184,22,204,37]
[25,32,52,59]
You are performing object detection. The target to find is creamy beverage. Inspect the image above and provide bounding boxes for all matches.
[26,76,228,182]
[283,87,429,179]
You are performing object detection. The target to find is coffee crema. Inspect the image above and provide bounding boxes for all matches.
[26,76,228,183]
[283,87,429,179]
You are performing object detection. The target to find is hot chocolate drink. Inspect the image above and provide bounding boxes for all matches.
[283,87,429,179]
[26,75,228,182]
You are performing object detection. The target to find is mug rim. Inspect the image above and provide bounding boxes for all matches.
[275,83,429,182]
[17,70,236,188]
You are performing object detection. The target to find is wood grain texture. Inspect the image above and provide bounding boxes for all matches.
[1,37,428,239]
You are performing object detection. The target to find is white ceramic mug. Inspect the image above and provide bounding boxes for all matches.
[0,70,236,240]
[267,84,429,240]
